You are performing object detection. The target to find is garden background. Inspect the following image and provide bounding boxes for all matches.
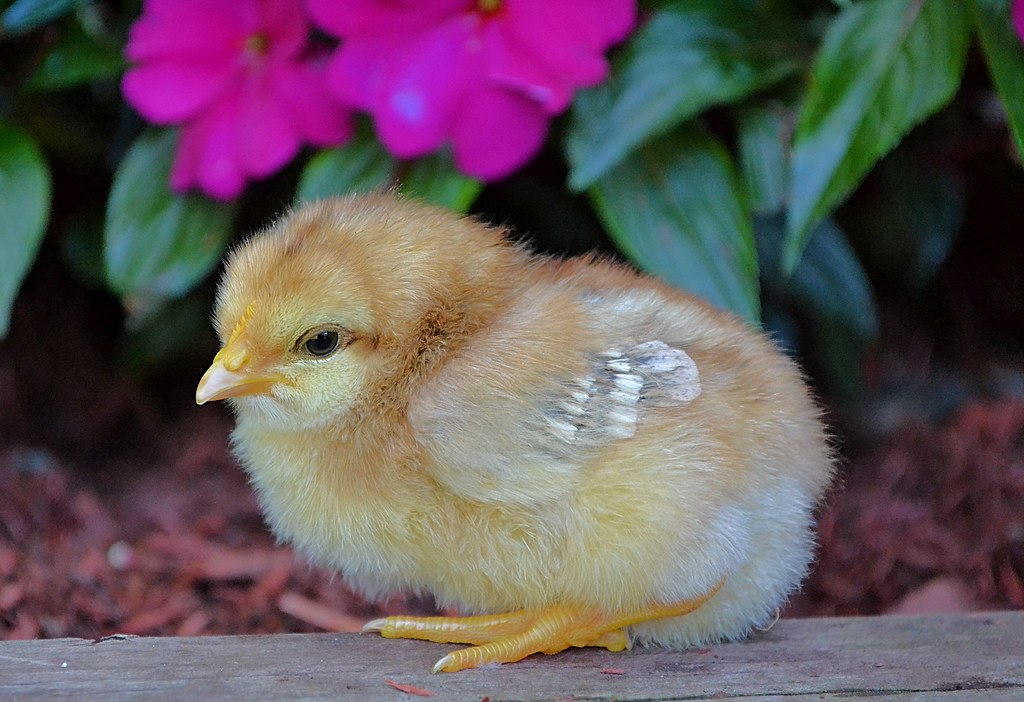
[1,0,1022,639]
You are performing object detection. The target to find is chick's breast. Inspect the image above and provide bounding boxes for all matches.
[210,195,833,652]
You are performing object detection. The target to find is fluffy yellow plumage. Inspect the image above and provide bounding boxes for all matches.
[196,194,834,672]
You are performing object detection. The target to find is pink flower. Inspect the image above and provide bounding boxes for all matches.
[122,0,351,200]
[309,0,636,180]
[1014,0,1024,44]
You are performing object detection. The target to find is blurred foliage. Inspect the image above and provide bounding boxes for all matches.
[1,0,1023,403]
[103,129,237,323]
[0,122,50,337]
[590,124,761,320]
[296,120,483,211]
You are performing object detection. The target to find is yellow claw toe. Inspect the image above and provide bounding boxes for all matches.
[432,654,455,674]
[373,582,723,672]
[584,628,631,652]
[361,618,388,634]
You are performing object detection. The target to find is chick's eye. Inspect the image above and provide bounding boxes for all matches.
[304,330,340,357]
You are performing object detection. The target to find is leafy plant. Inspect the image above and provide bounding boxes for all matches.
[0,122,51,337]
[1,0,1022,399]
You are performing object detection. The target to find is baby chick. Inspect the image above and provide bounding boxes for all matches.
[196,194,834,673]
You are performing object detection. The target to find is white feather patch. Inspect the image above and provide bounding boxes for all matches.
[547,340,701,446]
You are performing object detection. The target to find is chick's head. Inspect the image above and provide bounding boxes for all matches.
[196,195,518,431]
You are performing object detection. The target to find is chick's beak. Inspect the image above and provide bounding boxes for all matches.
[195,343,286,405]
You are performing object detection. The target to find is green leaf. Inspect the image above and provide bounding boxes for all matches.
[845,144,963,292]
[0,122,51,338]
[973,0,1024,159]
[813,317,868,402]
[61,211,105,288]
[298,125,481,213]
[589,123,760,322]
[400,151,482,213]
[785,0,970,271]
[566,0,806,191]
[296,125,395,204]
[758,213,878,340]
[118,292,214,378]
[736,104,792,214]
[1,0,85,34]
[104,130,235,324]
[24,20,125,91]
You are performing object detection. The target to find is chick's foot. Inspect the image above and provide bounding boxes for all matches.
[363,582,723,673]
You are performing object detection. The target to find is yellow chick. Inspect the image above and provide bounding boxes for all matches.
[196,194,834,673]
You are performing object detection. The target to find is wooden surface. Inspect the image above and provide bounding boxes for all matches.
[1,612,1021,700]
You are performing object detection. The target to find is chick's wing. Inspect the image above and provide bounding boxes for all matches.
[407,287,701,507]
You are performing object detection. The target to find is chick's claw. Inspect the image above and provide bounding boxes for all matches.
[367,606,609,672]
[429,631,631,674]
[576,628,631,652]
[363,611,530,645]
[368,582,723,673]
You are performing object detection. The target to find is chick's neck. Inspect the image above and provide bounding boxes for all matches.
[348,250,530,434]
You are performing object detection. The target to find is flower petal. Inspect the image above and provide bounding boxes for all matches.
[501,0,632,86]
[171,97,247,200]
[451,85,548,180]
[258,0,309,60]
[308,0,465,38]
[235,70,302,177]
[333,17,479,158]
[324,36,390,110]
[272,63,353,146]
[1014,0,1024,44]
[126,3,246,62]
[482,20,573,113]
[123,61,239,123]
[511,0,634,47]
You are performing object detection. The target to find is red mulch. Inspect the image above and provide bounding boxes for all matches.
[0,405,442,640]
[789,398,1024,617]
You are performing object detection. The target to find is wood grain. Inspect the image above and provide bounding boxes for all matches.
[1,612,1021,700]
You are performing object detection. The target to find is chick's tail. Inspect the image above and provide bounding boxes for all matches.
[363,580,724,673]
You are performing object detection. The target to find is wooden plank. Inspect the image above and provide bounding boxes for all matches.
[0,612,1021,700]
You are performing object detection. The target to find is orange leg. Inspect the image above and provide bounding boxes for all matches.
[363,580,723,673]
